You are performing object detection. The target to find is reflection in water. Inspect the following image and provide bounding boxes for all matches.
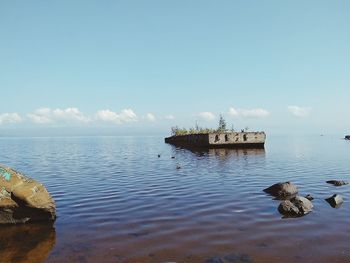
[208,148,265,158]
[0,223,56,263]
[173,145,265,160]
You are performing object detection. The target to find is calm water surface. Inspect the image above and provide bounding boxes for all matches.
[0,135,349,263]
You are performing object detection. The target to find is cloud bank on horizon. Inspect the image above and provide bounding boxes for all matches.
[0,105,311,127]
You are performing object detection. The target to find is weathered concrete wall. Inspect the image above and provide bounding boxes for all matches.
[208,132,266,145]
[165,133,210,147]
[165,132,266,148]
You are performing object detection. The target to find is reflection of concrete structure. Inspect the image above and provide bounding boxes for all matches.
[179,147,265,160]
[208,148,265,157]
[0,223,55,263]
[165,132,266,148]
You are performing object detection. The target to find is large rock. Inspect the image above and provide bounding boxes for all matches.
[278,196,313,217]
[0,164,56,224]
[325,194,343,208]
[263,182,298,197]
[326,180,348,186]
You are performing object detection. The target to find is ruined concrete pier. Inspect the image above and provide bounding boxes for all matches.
[165,132,266,149]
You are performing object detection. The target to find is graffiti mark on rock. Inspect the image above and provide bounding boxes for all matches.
[0,168,11,181]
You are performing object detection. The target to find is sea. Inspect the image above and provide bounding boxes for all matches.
[0,135,349,263]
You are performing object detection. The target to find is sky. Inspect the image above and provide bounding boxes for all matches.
[0,0,350,136]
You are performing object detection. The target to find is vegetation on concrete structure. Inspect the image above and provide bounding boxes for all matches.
[171,115,238,136]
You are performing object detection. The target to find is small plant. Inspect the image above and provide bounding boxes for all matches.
[171,126,189,136]
[171,126,178,136]
[217,114,227,132]
[170,115,254,136]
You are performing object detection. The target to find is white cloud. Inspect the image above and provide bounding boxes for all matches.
[0,113,22,125]
[239,108,270,118]
[228,107,239,117]
[53,108,90,123]
[119,109,138,122]
[288,106,311,118]
[165,115,175,120]
[146,113,156,122]
[198,112,216,121]
[28,107,90,124]
[94,109,120,123]
[27,113,52,124]
[95,108,138,124]
[228,107,270,118]
[27,108,52,124]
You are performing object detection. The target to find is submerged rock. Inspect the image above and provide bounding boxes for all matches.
[326,180,348,186]
[278,196,313,217]
[263,182,298,197]
[304,194,314,201]
[325,194,343,208]
[206,253,252,263]
[0,164,56,224]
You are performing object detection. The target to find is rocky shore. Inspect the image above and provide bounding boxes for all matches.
[264,180,348,217]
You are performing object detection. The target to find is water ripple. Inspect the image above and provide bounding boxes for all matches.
[0,135,349,262]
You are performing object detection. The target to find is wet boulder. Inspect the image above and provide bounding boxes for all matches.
[263,182,298,197]
[278,196,313,217]
[0,164,56,224]
[326,180,348,186]
[325,194,343,208]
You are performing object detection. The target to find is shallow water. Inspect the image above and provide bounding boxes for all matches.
[0,135,349,263]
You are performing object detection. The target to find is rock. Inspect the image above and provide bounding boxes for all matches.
[176,165,181,170]
[206,253,252,263]
[305,194,314,201]
[158,154,161,158]
[345,135,350,140]
[263,182,298,197]
[278,196,313,217]
[0,164,56,224]
[326,180,348,186]
[325,194,343,208]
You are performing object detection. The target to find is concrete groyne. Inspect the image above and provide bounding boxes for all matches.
[165,132,266,148]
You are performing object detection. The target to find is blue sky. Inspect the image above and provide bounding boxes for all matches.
[1,1,349,135]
